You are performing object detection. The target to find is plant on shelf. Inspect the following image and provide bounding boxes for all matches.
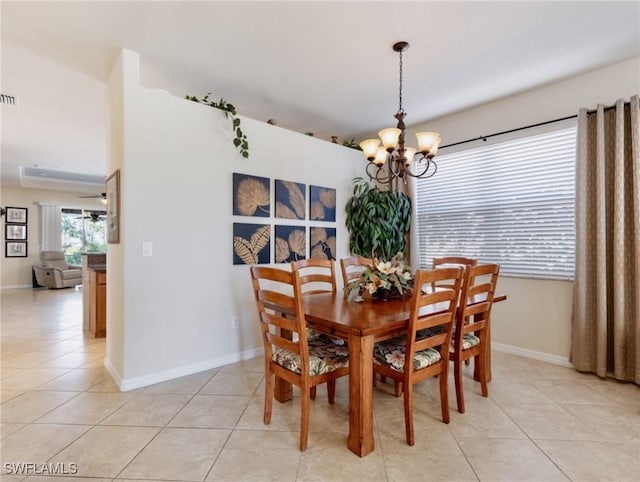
[345,177,411,260]
[185,93,249,158]
[345,252,414,302]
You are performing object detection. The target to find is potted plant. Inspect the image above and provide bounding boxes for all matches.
[345,177,411,260]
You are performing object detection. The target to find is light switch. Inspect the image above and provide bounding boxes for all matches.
[142,242,153,257]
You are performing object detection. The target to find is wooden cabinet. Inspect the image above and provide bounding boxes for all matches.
[89,269,107,338]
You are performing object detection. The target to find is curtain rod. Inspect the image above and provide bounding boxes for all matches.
[439,101,631,150]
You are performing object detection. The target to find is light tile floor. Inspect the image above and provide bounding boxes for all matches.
[1,288,638,481]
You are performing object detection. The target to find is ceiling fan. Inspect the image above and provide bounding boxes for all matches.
[78,192,107,204]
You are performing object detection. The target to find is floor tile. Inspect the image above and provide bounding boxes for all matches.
[296,432,387,482]
[531,378,616,405]
[0,423,90,466]
[169,395,250,429]
[220,357,264,373]
[1,422,25,439]
[119,427,229,481]
[561,403,640,442]
[37,391,134,424]
[0,368,72,390]
[101,393,191,427]
[48,425,160,478]
[206,430,300,481]
[34,367,109,391]
[457,437,569,481]
[500,403,600,441]
[0,390,79,423]
[536,439,640,481]
[446,396,526,439]
[142,370,216,394]
[199,371,263,396]
[379,430,477,482]
[0,390,25,403]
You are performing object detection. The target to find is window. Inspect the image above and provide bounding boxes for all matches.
[414,126,576,280]
[61,209,107,265]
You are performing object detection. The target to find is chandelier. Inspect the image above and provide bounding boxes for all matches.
[359,41,441,185]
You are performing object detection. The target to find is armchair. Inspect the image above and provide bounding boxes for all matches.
[33,251,82,289]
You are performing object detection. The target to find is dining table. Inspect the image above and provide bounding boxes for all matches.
[273,290,506,457]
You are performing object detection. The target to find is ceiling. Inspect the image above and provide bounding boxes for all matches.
[1,1,639,191]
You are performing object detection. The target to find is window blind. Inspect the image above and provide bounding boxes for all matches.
[415,127,576,280]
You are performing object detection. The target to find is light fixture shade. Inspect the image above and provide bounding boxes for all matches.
[378,128,401,150]
[404,147,416,165]
[373,147,387,166]
[416,131,440,155]
[429,136,442,157]
[359,139,381,161]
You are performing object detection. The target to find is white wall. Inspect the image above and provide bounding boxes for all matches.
[0,186,105,288]
[408,56,640,361]
[107,50,362,390]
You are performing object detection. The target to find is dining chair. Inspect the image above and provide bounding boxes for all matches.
[340,255,372,288]
[450,263,500,413]
[250,266,350,451]
[291,258,343,400]
[372,267,464,446]
[291,258,337,294]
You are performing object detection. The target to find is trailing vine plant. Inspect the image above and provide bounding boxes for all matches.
[185,93,249,158]
[345,177,411,260]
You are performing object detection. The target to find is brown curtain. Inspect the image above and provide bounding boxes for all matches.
[571,95,640,384]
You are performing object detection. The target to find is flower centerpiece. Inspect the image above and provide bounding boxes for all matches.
[345,252,414,302]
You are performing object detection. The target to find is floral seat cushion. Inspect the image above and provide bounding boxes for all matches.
[307,328,346,346]
[373,336,442,372]
[272,338,349,376]
[450,333,480,351]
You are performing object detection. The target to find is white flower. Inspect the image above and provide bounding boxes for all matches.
[376,261,396,275]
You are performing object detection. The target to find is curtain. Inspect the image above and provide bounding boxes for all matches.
[571,95,639,384]
[39,204,62,252]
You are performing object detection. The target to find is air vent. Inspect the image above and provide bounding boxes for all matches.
[0,94,18,106]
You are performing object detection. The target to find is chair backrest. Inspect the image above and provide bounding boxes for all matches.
[432,256,478,269]
[340,255,372,288]
[406,267,464,370]
[431,256,478,293]
[453,263,500,351]
[40,251,69,270]
[291,258,336,294]
[250,266,309,369]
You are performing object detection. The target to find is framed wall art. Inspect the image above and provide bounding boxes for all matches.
[309,185,336,221]
[233,173,270,217]
[5,207,27,224]
[310,227,336,260]
[5,224,27,240]
[274,225,306,263]
[106,169,120,244]
[5,241,27,258]
[233,223,271,265]
[275,179,306,220]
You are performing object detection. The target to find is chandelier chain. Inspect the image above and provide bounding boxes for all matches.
[398,49,403,113]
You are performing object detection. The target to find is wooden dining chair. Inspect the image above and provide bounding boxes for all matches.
[291,258,343,400]
[372,267,464,446]
[291,258,337,294]
[250,266,349,451]
[340,255,372,288]
[450,263,500,413]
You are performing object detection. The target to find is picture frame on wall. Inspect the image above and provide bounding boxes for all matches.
[106,169,120,244]
[5,207,27,224]
[5,241,27,258]
[5,224,27,241]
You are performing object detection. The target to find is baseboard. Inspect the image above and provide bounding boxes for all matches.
[1,284,33,290]
[492,342,573,368]
[111,346,264,392]
[103,356,123,387]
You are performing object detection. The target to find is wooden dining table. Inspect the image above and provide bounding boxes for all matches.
[274,291,506,457]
